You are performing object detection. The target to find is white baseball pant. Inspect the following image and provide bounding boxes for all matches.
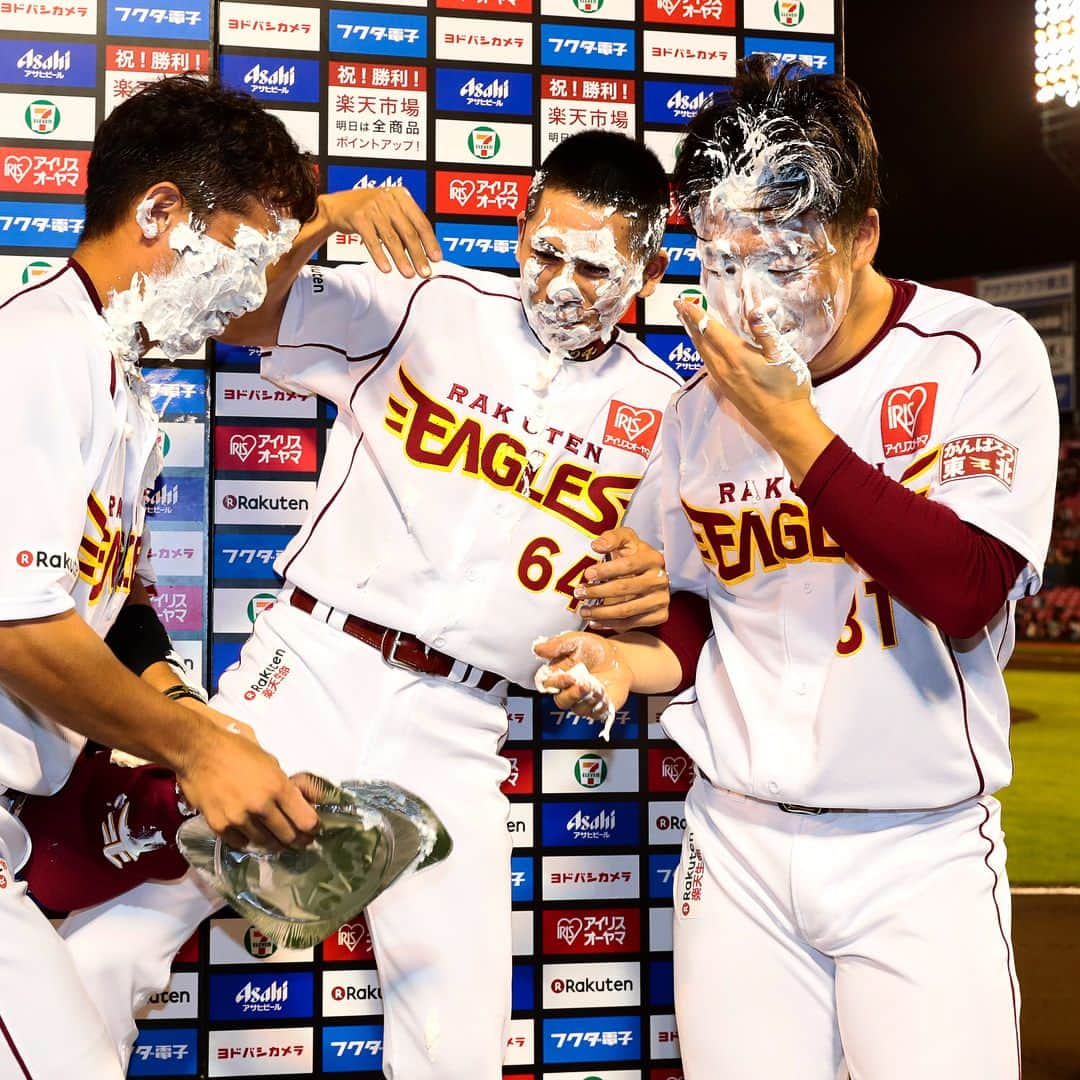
[0,808,124,1080]
[61,599,513,1080]
[672,779,1021,1080]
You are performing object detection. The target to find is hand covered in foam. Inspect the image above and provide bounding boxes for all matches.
[532,632,633,742]
[748,309,816,404]
[675,297,817,427]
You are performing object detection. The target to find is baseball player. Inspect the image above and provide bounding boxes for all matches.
[536,59,1059,1079]
[61,130,680,1079]
[0,77,321,1080]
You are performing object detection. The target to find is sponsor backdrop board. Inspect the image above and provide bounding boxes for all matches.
[0,1,841,1076]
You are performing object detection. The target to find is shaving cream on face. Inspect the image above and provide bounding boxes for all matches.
[695,209,849,371]
[686,107,852,372]
[517,194,650,395]
[522,223,644,353]
[101,212,299,364]
[750,308,813,390]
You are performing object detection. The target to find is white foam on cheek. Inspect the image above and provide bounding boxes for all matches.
[521,255,544,299]
[101,214,299,364]
[751,309,813,392]
[698,214,845,367]
[520,223,643,362]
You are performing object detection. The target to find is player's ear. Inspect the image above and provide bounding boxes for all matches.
[132,183,185,243]
[849,208,880,271]
[635,250,669,299]
[516,210,527,246]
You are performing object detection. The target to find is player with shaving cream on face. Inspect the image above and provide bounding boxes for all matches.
[0,76,319,1080]
[535,57,1058,1078]
[61,130,684,1079]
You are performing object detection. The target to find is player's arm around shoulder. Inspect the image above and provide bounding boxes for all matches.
[217,187,443,348]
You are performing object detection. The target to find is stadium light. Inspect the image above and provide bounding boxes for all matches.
[1035,0,1080,107]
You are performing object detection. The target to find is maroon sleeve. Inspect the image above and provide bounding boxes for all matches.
[797,437,1028,638]
[637,590,711,694]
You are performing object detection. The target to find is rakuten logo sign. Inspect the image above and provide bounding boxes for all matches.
[543,961,640,1009]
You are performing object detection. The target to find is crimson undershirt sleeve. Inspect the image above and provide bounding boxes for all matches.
[636,590,712,695]
[797,436,1028,639]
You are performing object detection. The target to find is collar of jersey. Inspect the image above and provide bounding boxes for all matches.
[67,256,104,314]
[521,312,620,364]
[811,277,917,388]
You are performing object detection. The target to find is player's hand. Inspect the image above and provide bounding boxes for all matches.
[676,301,835,482]
[175,719,319,850]
[675,300,817,429]
[575,527,669,632]
[533,632,632,719]
[317,188,442,278]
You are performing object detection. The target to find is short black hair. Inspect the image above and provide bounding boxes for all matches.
[83,75,318,240]
[526,131,670,259]
[672,55,881,240]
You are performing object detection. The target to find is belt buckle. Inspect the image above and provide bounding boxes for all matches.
[777,802,828,816]
[381,629,423,674]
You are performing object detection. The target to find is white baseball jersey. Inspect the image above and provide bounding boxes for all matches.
[0,261,161,800]
[630,279,1059,809]
[262,261,680,687]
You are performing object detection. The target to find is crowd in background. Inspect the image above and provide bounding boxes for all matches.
[1017,426,1080,643]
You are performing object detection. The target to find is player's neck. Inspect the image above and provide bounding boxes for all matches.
[808,268,895,382]
[71,235,148,311]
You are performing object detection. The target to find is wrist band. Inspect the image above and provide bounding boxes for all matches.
[165,649,209,702]
[163,684,206,704]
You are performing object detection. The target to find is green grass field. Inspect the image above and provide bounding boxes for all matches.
[999,668,1080,884]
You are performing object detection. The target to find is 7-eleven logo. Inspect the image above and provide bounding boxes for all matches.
[25,99,59,134]
[574,753,608,788]
[677,286,707,309]
[21,259,55,284]
[246,593,277,623]
[774,0,804,26]
[468,126,501,159]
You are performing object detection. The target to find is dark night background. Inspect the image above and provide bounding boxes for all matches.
[844,1,1077,284]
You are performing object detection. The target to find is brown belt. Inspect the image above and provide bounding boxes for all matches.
[288,587,506,694]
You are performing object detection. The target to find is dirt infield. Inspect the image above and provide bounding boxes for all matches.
[1012,642,1080,672]
[1008,646,1080,1076]
[1014,890,1080,1079]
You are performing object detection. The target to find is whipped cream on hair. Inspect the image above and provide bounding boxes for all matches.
[679,104,856,385]
[686,109,844,229]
